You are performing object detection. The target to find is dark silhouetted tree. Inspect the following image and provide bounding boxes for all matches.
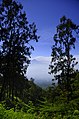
[0,0,39,101]
[49,16,79,101]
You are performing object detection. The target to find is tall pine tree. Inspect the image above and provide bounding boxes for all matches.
[49,16,79,101]
[0,0,39,101]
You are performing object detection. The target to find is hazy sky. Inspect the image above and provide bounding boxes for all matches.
[18,0,79,57]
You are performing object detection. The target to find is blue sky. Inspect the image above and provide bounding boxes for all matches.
[18,0,79,57]
[17,0,79,84]
[0,0,79,56]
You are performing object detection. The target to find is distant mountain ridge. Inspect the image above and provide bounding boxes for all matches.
[27,56,52,88]
[27,56,79,88]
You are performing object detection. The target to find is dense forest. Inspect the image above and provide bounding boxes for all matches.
[0,0,79,119]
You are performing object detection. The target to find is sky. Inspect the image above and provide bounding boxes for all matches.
[27,56,53,87]
[17,0,79,85]
[18,0,79,57]
[0,0,79,56]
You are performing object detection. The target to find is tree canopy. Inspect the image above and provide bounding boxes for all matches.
[0,0,39,101]
[49,16,79,101]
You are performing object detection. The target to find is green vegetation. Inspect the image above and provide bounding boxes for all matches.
[0,97,79,119]
[0,0,79,119]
